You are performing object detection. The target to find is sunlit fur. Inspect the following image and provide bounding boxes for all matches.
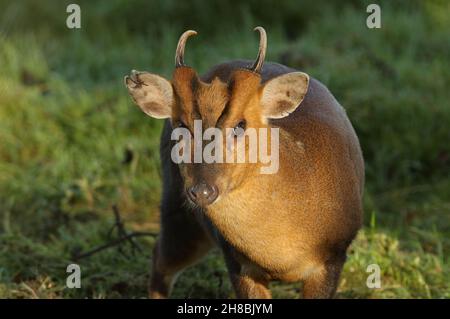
[171,67,268,196]
[126,59,364,299]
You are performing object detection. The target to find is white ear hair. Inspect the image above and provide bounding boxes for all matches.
[260,72,309,119]
[125,71,174,119]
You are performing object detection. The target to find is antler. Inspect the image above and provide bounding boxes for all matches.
[250,26,267,73]
[175,30,197,67]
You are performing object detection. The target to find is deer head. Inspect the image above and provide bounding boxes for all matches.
[125,27,309,207]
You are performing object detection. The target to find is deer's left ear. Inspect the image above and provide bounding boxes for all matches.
[259,72,309,119]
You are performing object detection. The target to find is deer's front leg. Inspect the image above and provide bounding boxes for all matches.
[221,242,272,299]
[229,272,272,299]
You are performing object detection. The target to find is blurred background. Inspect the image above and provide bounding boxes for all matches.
[0,0,448,298]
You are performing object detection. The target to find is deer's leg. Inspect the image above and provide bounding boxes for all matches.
[229,273,272,299]
[221,243,272,299]
[301,258,345,299]
[149,208,213,299]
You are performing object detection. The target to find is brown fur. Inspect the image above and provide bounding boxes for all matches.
[127,59,364,299]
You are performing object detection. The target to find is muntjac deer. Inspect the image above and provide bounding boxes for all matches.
[124,27,364,299]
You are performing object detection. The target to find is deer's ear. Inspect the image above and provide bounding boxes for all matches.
[124,71,174,119]
[260,72,309,119]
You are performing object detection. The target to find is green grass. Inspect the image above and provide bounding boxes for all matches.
[0,0,449,298]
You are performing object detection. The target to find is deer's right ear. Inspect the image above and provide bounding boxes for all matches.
[124,71,174,119]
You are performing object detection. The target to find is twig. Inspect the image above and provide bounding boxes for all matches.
[72,205,158,260]
[109,205,144,255]
[73,231,157,260]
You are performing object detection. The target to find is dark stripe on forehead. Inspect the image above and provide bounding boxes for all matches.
[216,101,231,127]
[214,78,234,127]
[227,77,235,96]
[190,76,201,119]
[190,75,199,93]
[192,99,201,120]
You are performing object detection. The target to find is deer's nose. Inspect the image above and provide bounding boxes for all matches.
[187,182,218,206]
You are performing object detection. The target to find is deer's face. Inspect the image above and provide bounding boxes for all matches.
[125,28,309,207]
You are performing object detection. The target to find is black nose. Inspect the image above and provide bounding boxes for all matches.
[187,182,219,206]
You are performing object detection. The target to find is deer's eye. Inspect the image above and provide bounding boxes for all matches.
[175,121,193,136]
[232,120,246,137]
[177,121,187,128]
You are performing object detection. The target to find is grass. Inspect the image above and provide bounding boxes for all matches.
[0,0,449,298]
